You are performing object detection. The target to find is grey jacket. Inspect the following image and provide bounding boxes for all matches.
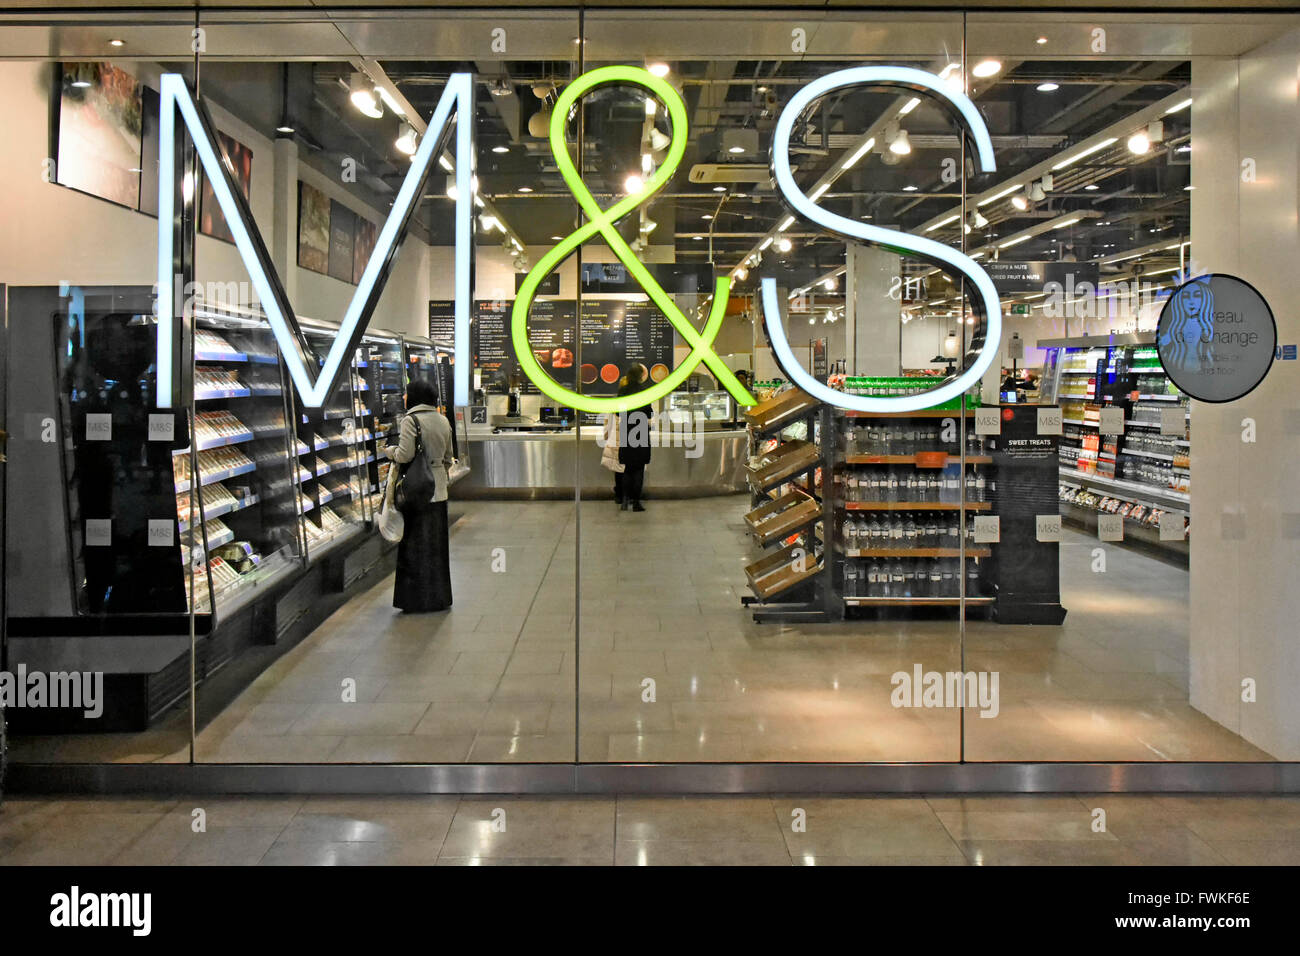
[391,404,455,503]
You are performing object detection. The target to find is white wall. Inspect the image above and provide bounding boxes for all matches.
[1188,34,1300,759]
[0,60,433,340]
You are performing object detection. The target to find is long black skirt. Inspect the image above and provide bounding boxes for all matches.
[393,500,453,612]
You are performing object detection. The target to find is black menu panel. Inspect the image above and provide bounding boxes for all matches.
[471,298,674,397]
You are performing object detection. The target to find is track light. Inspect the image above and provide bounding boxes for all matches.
[349,73,382,119]
[776,237,793,253]
[395,123,418,156]
[1011,193,1029,211]
[1127,130,1151,155]
[889,128,912,156]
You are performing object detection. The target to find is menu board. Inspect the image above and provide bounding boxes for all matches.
[471,298,674,397]
[428,300,456,348]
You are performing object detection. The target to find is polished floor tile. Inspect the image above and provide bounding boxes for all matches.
[10,499,1279,765]
[2,794,1296,866]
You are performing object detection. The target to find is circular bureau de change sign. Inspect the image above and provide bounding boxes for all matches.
[1156,274,1277,403]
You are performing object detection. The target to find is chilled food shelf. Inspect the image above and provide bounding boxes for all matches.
[844,500,992,512]
[1058,467,1188,508]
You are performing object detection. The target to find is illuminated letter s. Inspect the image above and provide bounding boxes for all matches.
[763,66,1001,412]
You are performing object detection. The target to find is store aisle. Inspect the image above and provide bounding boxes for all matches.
[189,497,1271,764]
[2,792,1297,865]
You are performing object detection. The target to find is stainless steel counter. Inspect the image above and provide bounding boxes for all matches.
[456,427,749,499]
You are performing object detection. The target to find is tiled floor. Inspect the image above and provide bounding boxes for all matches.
[2,793,1298,865]
[10,496,1273,763]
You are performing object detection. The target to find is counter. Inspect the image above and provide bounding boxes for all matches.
[456,426,749,499]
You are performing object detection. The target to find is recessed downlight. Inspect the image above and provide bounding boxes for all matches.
[1036,82,1059,92]
[972,60,1002,78]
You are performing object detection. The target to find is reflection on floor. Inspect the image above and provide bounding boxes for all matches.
[2,793,1298,865]
[11,496,1273,763]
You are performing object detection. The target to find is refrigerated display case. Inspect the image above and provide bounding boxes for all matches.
[1038,333,1190,561]
[1,285,412,731]
[665,389,736,429]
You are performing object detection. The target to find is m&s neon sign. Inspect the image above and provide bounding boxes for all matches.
[155,66,1000,414]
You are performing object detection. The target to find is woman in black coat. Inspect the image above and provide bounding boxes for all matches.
[390,379,455,611]
[617,364,653,512]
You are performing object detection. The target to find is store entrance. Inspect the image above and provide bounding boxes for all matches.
[1,8,1295,781]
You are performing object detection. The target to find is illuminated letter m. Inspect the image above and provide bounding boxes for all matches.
[156,72,473,408]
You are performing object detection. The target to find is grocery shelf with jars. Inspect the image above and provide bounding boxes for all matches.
[1039,333,1189,563]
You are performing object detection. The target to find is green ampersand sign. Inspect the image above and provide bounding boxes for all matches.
[511,65,756,413]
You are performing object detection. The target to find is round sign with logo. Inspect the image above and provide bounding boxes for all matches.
[1155,274,1276,403]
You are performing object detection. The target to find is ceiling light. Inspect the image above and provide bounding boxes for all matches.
[1184,185,1195,191]
[841,137,876,170]
[349,73,383,119]
[1084,183,1099,191]
[973,211,989,228]
[902,184,918,192]
[438,155,453,172]
[899,97,921,116]
[1127,131,1151,155]
[693,235,704,241]
[624,174,645,195]
[823,278,836,291]
[492,145,509,154]
[778,216,795,231]
[109,38,125,47]
[1052,137,1117,171]
[1036,36,1049,45]
[395,123,418,156]
[1011,194,1029,211]
[647,62,670,78]
[1036,82,1059,92]
[926,215,960,232]
[445,182,458,201]
[776,237,793,253]
[1164,98,1193,114]
[972,60,1002,78]
[641,219,657,233]
[1053,217,1082,230]
[480,215,501,232]
[490,76,512,98]
[712,185,727,193]
[727,145,745,155]
[735,267,749,280]
[889,129,912,155]
[701,214,714,221]
[1028,183,1045,202]
[978,183,1022,207]
[1000,235,1031,249]
[276,124,295,135]
[518,185,533,193]
[642,152,653,175]
[1177,144,1192,153]
[645,98,657,117]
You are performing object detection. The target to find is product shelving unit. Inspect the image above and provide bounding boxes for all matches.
[1039,333,1189,561]
[832,383,995,611]
[3,284,474,731]
[740,388,833,622]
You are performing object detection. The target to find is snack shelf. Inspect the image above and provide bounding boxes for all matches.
[178,493,260,532]
[845,596,995,607]
[747,439,821,494]
[745,489,822,547]
[845,547,991,558]
[743,387,821,435]
[843,500,992,512]
[845,454,991,465]
[745,543,825,601]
